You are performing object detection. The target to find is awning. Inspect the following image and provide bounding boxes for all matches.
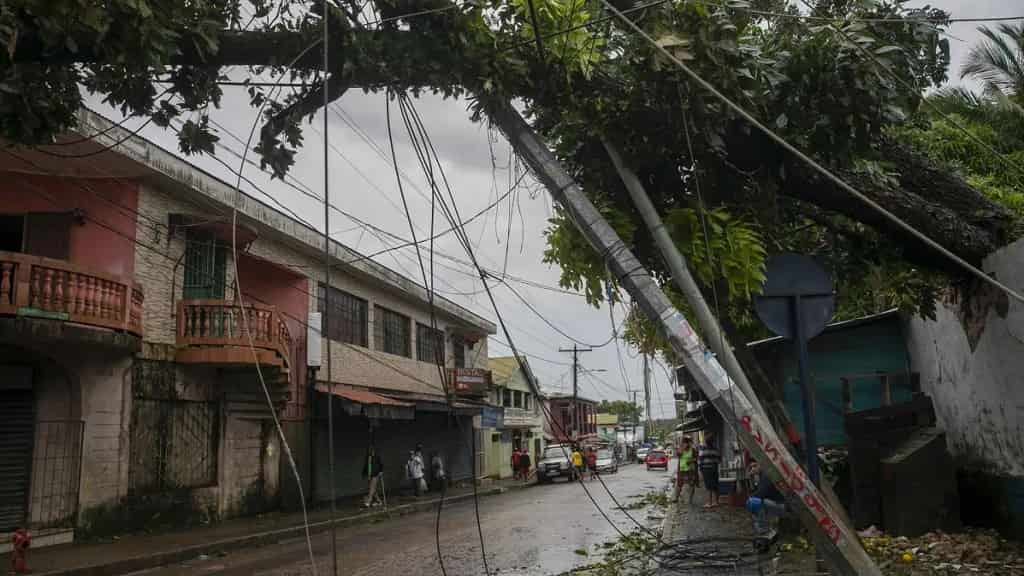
[315,383,415,420]
[380,392,483,415]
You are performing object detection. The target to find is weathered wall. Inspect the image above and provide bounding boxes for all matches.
[75,354,133,514]
[0,174,138,277]
[905,238,1024,478]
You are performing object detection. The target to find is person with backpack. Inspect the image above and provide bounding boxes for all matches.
[406,446,426,496]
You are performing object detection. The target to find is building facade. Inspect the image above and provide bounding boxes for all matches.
[0,108,495,546]
[543,393,597,445]
[482,357,544,479]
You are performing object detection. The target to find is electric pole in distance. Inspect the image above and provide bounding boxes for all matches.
[560,344,592,440]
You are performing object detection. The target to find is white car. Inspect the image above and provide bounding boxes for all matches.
[636,447,650,464]
[594,448,618,474]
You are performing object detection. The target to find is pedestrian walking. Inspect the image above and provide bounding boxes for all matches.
[699,435,722,508]
[519,448,531,481]
[673,436,698,504]
[362,444,384,508]
[570,445,584,481]
[406,446,427,496]
[512,447,522,480]
[431,451,446,492]
[586,447,598,481]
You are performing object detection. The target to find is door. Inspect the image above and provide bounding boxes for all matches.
[0,367,34,531]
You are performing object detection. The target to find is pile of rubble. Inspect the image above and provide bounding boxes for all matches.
[857,526,1024,575]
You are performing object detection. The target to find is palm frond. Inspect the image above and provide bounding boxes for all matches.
[961,23,1024,97]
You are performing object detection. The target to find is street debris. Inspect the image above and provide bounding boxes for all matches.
[786,526,1024,575]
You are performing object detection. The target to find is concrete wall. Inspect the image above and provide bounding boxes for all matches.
[0,174,138,277]
[905,238,1024,477]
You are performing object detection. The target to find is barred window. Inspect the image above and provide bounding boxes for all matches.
[416,323,445,364]
[318,284,368,347]
[374,306,411,357]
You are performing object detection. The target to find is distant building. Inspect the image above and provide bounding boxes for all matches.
[482,356,545,479]
[544,393,597,444]
[595,413,618,442]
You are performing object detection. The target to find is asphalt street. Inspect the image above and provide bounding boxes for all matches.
[132,461,671,576]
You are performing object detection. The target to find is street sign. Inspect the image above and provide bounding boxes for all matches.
[754,253,835,485]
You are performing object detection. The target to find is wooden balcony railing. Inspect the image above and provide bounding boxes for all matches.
[0,250,143,336]
[176,299,293,370]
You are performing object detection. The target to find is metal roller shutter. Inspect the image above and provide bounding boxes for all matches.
[0,386,34,531]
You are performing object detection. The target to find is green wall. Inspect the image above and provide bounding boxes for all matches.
[750,314,912,446]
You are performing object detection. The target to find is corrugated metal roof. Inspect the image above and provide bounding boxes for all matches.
[490,356,521,385]
[314,384,413,407]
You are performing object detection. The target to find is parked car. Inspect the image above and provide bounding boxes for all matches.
[594,448,618,474]
[536,444,577,483]
[646,449,669,471]
[635,446,651,464]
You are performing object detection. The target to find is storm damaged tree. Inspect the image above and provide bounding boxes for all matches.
[2,0,1020,355]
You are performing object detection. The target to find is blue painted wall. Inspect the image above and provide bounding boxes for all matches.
[750,313,912,446]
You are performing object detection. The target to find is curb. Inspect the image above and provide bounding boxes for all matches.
[37,484,526,576]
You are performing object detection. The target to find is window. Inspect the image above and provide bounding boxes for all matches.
[416,323,445,364]
[513,390,523,409]
[503,388,512,407]
[374,306,411,357]
[524,395,531,411]
[452,335,466,368]
[318,284,368,346]
[0,212,73,259]
[183,229,226,299]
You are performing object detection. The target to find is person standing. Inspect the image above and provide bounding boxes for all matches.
[519,447,532,481]
[407,446,426,496]
[570,445,584,481]
[673,436,698,504]
[586,447,598,481]
[699,434,722,508]
[362,444,384,508]
[511,447,522,480]
[431,451,446,492]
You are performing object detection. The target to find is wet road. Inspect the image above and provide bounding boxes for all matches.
[136,462,671,576]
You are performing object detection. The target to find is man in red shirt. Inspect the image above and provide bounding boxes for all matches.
[511,448,521,480]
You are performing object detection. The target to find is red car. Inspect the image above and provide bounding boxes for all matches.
[645,449,669,470]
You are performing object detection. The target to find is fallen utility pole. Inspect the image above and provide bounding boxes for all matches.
[490,102,881,576]
[602,139,770,424]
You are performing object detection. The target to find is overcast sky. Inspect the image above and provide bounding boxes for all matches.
[86,0,1016,420]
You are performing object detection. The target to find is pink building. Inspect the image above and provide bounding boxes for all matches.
[544,393,598,444]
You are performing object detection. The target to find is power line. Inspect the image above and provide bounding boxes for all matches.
[600,0,1024,306]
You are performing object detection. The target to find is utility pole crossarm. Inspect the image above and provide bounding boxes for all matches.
[490,101,880,576]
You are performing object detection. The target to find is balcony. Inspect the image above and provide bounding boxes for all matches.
[0,250,143,338]
[502,406,541,428]
[450,368,493,398]
[175,300,293,373]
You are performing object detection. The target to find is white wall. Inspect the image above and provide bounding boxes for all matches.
[905,238,1024,477]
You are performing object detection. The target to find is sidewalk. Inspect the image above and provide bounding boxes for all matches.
[658,488,822,576]
[3,477,533,576]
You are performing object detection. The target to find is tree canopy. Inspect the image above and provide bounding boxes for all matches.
[3,0,1021,356]
[597,399,642,422]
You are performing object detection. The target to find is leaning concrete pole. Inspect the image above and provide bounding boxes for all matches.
[490,102,881,576]
[601,139,770,423]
